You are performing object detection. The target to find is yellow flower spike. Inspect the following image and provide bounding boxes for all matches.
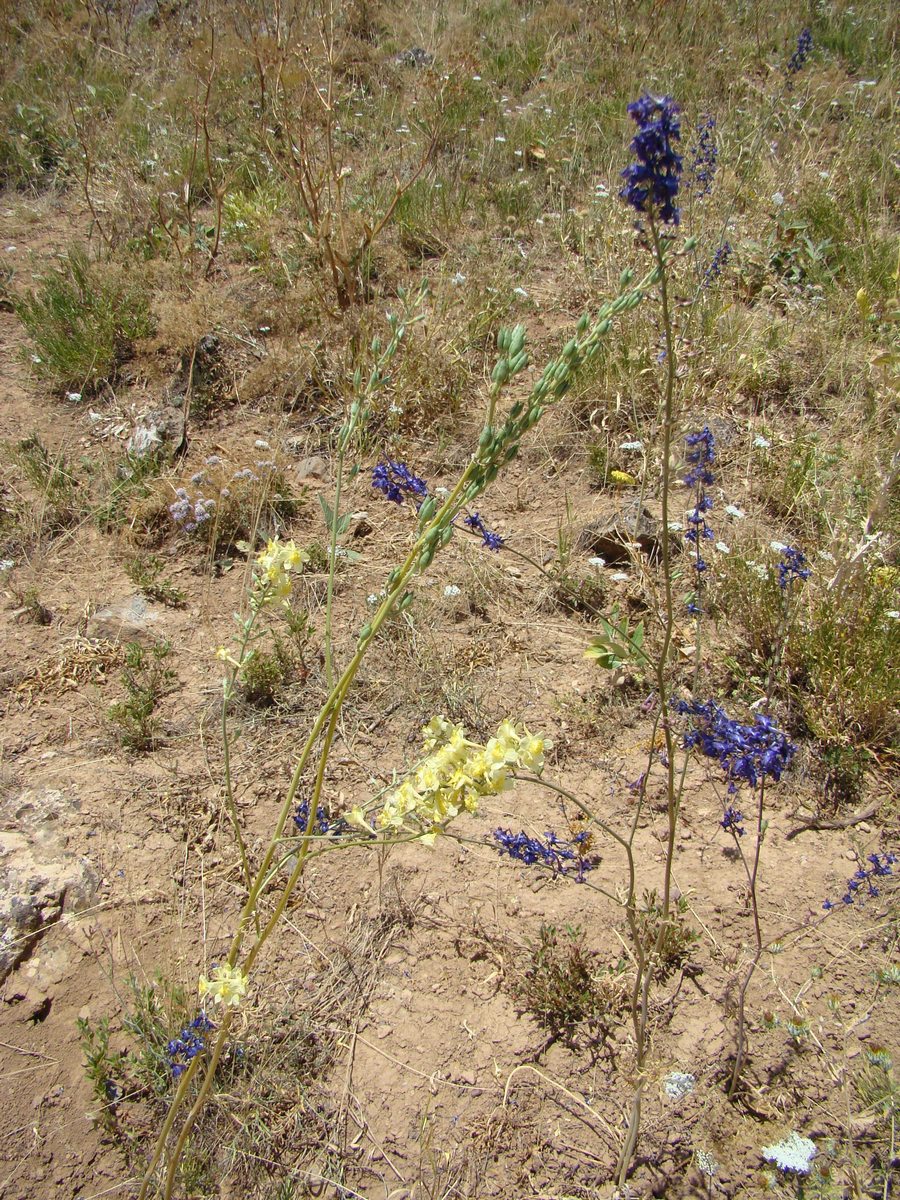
[610,469,637,487]
[198,962,248,1008]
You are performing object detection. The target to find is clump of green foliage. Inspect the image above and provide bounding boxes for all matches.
[14,433,81,533]
[123,555,187,609]
[513,923,624,1044]
[16,247,151,395]
[107,641,176,750]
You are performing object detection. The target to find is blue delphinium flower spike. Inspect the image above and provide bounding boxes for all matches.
[787,29,813,74]
[621,94,683,226]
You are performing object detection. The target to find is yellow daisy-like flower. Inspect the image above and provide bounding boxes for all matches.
[198,962,248,1008]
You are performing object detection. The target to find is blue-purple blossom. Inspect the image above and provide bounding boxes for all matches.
[704,241,732,286]
[778,546,811,590]
[823,851,897,910]
[293,800,349,837]
[166,1012,215,1078]
[492,827,597,882]
[679,700,796,793]
[621,94,683,226]
[464,512,504,551]
[372,460,429,505]
[787,29,813,74]
[721,807,746,836]
[169,487,215,533]
[688,115,718,196]
[684,427,716,598]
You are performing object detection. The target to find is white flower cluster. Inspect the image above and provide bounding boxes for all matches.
[761,1131,817,1174]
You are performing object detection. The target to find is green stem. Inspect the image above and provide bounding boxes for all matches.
[323,441,345,691]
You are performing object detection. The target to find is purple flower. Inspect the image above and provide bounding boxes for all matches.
[492,827,597,882]
[825,852,896,910]
[621,94,683,226]
[778,546,811,590]
[464,512,504,551]
[787,29,813,74]
[679,700,796,792]
[721,807,746,836]
[372,460,429,505]
[688,114,718,196]
[704,241,732,286]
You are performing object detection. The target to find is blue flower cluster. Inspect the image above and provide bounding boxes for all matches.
[293,799,349,836]
[372,462,504,550]
[787,28,813,74]
[679,700,796,793]
[684,427,716,596]
[824,852,897,909]
[372,460,428,505]
[721,806,746,836]
[704,241,732,286]
[464,512,504,551]
[778,546,811,590]
[689,115,718,196]
[493,827,597,882]
[166,1013,215,1078]
[621,94,683,226]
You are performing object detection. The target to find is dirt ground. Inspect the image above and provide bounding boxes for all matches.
[0,195,897,1200]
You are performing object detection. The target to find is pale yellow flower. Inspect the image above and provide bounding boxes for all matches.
[198,962,248,1007]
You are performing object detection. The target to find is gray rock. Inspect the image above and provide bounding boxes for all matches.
[0,824,97,984]
[393,47,434,68]
[577,501,661,564]
[87,593,162,644]
[296,455,329,484]
[127,404,186,458]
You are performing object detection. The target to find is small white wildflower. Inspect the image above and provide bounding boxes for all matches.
[434,486,450,499]
[389,403,403,415]
[619,440,644,452]
[611,572,629,582]
[443,584,462,598]
[663,1071,696,1099]
[451,272,467,286]
[817,549,836,562]
[30,354,42,363]
[0,559,14,572]
[695,1149,718,1177]
[772,191,784,206]
[513,287,528,298]
[66,391,82,402]
[761,1131,817,1175]
[471,74,481,81]
[254,439,270,450]
[716,541,731,554]
[4,244,16,252]
[588,556,606,568]
[494,135,507,143]
[753,435,772,450]
[724,504,745,519]
[668,521,684,532]
[886,610,900,620]
[770,540,787,553]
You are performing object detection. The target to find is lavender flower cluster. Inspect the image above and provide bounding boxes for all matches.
[492,827,597,882]
[823,852,897,910]
[679,700,796,793]
[169,487,215,533]
[372,460,504,550]
[166,1012,215,1078]
[621,93,683,226]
